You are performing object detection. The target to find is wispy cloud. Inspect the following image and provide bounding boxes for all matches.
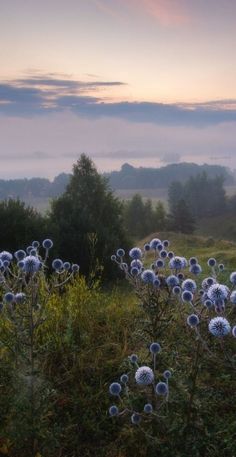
[1,74,236,127]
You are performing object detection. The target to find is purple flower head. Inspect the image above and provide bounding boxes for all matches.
[72,264,80,273]
[155,382,168,396]
[208,257,217,267]
[160,250,168,259]
[129,247,142,260]
[22,256,41,274]
[116,248,125,258]
[163,370,172,380]
[135,366,154,385]
[209,317,231,337]
[63,262,71,271]
[150,342,161,354]
[52,258,63,271]
[189,264,202,275]
[15,293,26,304]
[144,243,151,252]
[218,264,224,272]
[42,239,53,250]
[168,251,174,259]
[169,256,186,271]
[182,290,193,303]
[189,257,198,266]
[230,291,236,305]
[207,284,229,304]
[187,314,199,327]
[173,285,181,295]
[109,405,119,416]
[0,251,12,262]
[141,269,155,284]
[230,272,236,285]
[150,238,161,250]
[182,279,197,293]
[202,277,216,290]
[166,275,179,288]
[129,354,138,364]
[131,267,139,276]
[144,403,153,414]
[131,413,141,425]
[156,259,164,268]
[120,374,129,384]
[109,382,122,396]
[163,240,170,248]
[32,240,40,248]
[4,292,15,303]
[14,250,26,261]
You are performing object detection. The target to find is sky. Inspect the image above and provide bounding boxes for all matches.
[0,0,236,178]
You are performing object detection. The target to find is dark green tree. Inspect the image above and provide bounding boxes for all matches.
[168,199,196,234]
[48,154,128,278]
[0,198,48,252]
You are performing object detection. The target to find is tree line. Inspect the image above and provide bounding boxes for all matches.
[0,155,235,280]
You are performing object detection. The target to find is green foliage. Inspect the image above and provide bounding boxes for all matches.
[48,154,129,279]
[168,199,196,234]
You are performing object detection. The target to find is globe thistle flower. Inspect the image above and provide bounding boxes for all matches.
[17,260,25,270]
[182,290,193,303]
[42,238,53,249]
[144,243,151,252]
[173,285,181,295]
[163,370,172,380]
[207,284,229,303]
[150,342,161,354]
[15,292,26,304]
[111,254,116,261]
[208,257,217,267]
[26,246,33,254]
[135,366,154,385]
[63,262,71,271]
[187,314,199,327]
[208,317,231,337]
[52,259,63,271]
[22,256,41,274]
[218,264,224,272]
[116,248,125,258]
[168,251,174,259]
[182,279,197,293]
[131,413,141,425]
[166,275,179,288]
[131,267,139,276]
[163,240,170,248]
[204,299,213,309]
[0,251,12,262]
[150,238,161,250]
[153,278,160,288]
[141,269,155,284]
[232,326,236,337]
[14,250,26,261]
[157,243,163,251]
[109,405,119,416]
[230,272,236,285]
[129,247,142,260]
[144,403,153,413]
[3,260,10,268]
[131,259,143,269]
[4,292,15,303]
[160,250,167,259]
[177,272,184,281]
[230,291,236,305]
[155,382,168,396]
[189,257,198,266]
[129,354,138,364]
[189,264,202,275]
[72,264,80,273]
[120,374,129,384]
[169,256,185,271]
[202,277,216,290]
[32,240,40,248]
[156,259,164,269]
[109,382,122,396]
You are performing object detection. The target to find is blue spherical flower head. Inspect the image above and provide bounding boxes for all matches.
[32,240,40,248]
[182,290,193,303]
[177,272,184,281]
[30,249,37,256]
[131,267,139,276]
[144,403,153,414]
[131,413,141,425]
[169,256,185,271]
[42,239,53,249]
[156,259,164,269]
[187,314,199,327]
[232,326,236,337]
[14,250,26,261]
[150,342,161,354]
[166,275,179,288]
[26,246,33,254]
[4,292,15,303]
[168,251,174,259]
[120,374,129,384]
[52,259,63,271]
[155,382,168,396]
[144,243,151,252]
[218,264,224,272]
[150,238,161,250]
[129,354,138,364]
[153,278,161,287]
[129,247,142,260]
[163,370,172,380]
[207,284,229,304]
[202,277,216,290]
[109,382,122,396]
[182,279,197,293]
[15,292,26,304]
[17,260,25,270]
[189,264,202,275]
[230,291,236,305]
[163,240,170,248]
[109,405,119,416]
[116,248,125,258]
[204,299,213,309]
[208,258,216,267]
[63,262,71,271]
[173,285,181,295]
[0,251,13,262]
[3,260,10,268]
[23,256,41,274]
[209,317,231,337]
[111,255,116,262]
[230,271,236,285]
[72,264,80,273]
[157,243,163,252]
[160,250,167,259]
[189,257,198,266]
[135,366,154,385]
[141,269,155,284]
[131,259,142,268]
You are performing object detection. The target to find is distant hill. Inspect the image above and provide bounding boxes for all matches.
[106,162,235,189]
[0,163,234,203]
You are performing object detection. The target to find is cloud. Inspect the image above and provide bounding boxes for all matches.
[1,75,236,126]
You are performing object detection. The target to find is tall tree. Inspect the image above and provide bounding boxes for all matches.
[168,199,196,234]
[49,154,128,278]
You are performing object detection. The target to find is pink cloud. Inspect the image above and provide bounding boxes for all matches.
[127,0,190,26]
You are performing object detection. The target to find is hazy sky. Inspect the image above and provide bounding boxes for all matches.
[1,0,236,178]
